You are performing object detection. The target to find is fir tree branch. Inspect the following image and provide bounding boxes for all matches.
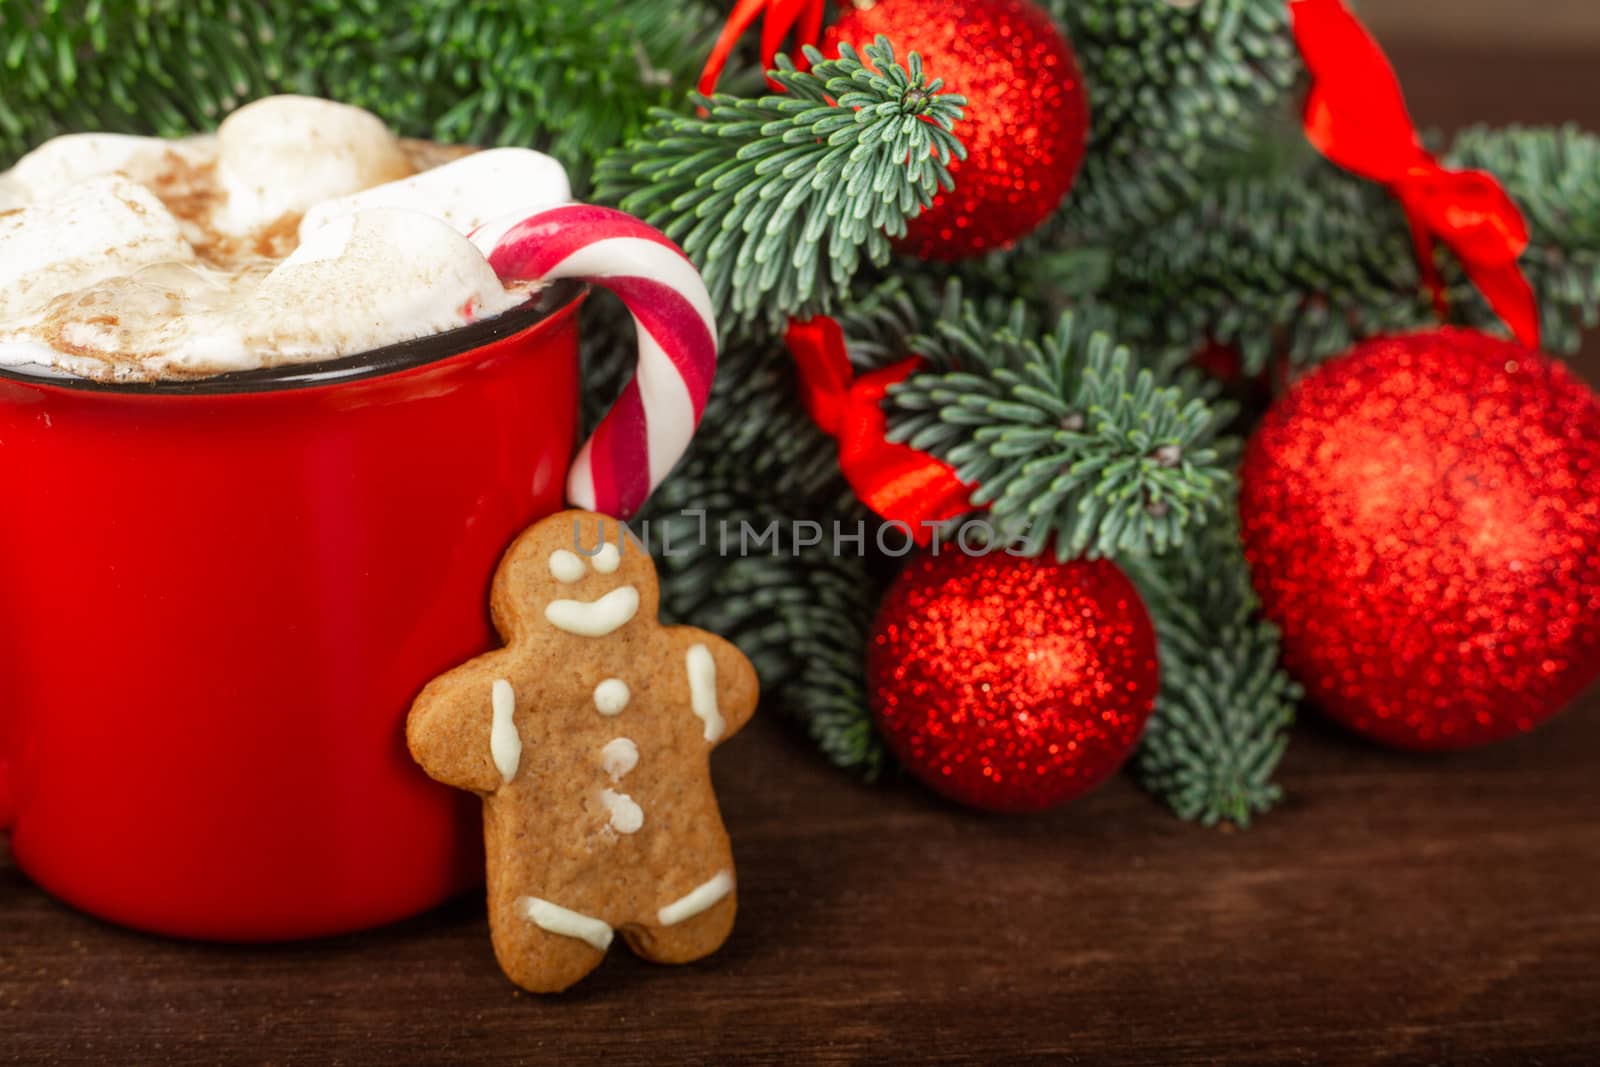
[594,40,966,334]
[1448,125,1600,351]
[883,302,1231,560]
[1103,127,1600,374]
[0,0,719,185]
[832,275,948,368]
[317,0,720,188]
[1,0,293,152]
[1123,501,1300,827]
[1106,161,1431,374]
[1046,0,1303,237]
[837,273,1052,368]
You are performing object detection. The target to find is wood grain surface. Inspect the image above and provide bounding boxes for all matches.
[4,42,1599,1067]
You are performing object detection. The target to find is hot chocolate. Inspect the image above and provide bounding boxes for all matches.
[0,96,571,381]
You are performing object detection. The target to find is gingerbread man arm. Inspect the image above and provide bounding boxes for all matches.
[406,655,520,796]
[668,628,759,746]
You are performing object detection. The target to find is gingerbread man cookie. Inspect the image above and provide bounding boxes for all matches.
[407,510,758,993]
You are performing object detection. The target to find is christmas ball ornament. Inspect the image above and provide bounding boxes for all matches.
[867,549,1158,812]
[824,0,1090,261]
[1240,328,1600,751]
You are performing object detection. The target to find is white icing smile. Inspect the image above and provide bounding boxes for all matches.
[544,585,640,636]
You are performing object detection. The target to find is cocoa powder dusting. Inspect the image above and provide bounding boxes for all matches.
[149,152,222,228]
[252,212,303,260]
[5,127,505,382]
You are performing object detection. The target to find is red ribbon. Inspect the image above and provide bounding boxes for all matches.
[697,0,827,97]
[785,315,975,543]
[1289,0,1540,347]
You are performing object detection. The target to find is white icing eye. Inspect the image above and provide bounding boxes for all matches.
[593,678,631,716]
[593,543,622,574]
[549,549,586,583]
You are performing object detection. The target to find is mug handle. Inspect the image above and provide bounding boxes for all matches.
[471,205,719,519]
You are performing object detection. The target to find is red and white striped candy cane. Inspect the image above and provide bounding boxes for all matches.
[472,204,718,519]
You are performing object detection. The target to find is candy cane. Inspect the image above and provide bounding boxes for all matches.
[471,205,718,519]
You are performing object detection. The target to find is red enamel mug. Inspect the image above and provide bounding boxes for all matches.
[0,199,719,940]
[0,285,597,940]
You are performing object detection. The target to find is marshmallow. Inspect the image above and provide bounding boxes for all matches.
[215,96,413,234]
[5,133,215,202]
[0,176,196,318]
[236,208,523,365]
[298,147,571,240]
[51,265,248,378]
[0,97,571,380]
[0,174,26,212]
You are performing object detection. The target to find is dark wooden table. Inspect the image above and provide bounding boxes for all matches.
[5,43,1600,1067]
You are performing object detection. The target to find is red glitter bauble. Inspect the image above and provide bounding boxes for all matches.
[1240,329,1600,751]
[823,0,1089,261]
[867,549,1158,812]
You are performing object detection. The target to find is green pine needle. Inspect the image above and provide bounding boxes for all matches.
[1124,504,1300,827]
[1104,127,1600,374]
[1106,161,1431,374]
[0,0,719,186]
[1448,124,1600,352]
[883,300,1230,560]
[595,39,966,333]
[1049,0,1303,237]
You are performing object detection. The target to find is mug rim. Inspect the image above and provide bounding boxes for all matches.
[0,279,587,397]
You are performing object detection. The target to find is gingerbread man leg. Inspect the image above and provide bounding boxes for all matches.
[483,807,613,993]
[487,891,610,994]
[621,869,738,965]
